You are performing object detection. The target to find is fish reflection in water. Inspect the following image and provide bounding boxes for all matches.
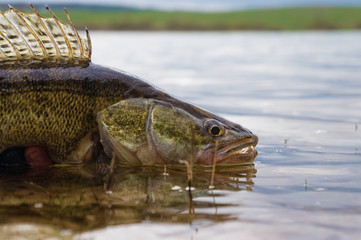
[0,163,256,231]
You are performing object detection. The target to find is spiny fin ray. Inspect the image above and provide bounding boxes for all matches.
[0,5,91,66]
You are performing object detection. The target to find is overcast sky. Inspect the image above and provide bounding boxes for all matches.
[4,0,361,11]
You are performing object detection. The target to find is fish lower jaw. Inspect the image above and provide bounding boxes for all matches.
[216,146,258,165]
[197,135,258,165]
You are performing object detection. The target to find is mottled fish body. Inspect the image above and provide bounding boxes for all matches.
[0,6,258,166]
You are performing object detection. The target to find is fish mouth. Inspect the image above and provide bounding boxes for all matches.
[198,135,258,165]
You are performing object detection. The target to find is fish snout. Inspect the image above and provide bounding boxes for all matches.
[198,134,258,165]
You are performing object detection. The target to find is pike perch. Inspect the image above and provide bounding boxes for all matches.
[0,6,258,167]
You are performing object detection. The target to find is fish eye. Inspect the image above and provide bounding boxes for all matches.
[205,120,224,137]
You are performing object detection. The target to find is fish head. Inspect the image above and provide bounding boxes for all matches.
[97,98,258,166]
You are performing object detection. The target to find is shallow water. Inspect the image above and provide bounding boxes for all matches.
[1,31,361,239]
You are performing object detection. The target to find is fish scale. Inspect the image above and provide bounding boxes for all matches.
[0,6,257,166]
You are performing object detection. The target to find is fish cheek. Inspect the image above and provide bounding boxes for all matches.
[150,104,203,164]
[97,99,151,165]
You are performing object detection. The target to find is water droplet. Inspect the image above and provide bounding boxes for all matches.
[34,202,43,208]
[171,185,181,190]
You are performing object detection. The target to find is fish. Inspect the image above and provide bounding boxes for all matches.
[0,5,258,167]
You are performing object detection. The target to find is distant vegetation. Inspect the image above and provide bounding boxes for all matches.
[4,6,361,30]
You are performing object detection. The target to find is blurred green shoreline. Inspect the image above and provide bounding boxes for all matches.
[9,7,361,30]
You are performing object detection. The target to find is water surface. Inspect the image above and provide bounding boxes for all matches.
[1,31,361,239]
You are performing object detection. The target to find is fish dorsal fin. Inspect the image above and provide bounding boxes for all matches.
[0,4,91,67]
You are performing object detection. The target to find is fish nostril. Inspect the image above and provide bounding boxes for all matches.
[233,124,252,134]
[234,124,243,131]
